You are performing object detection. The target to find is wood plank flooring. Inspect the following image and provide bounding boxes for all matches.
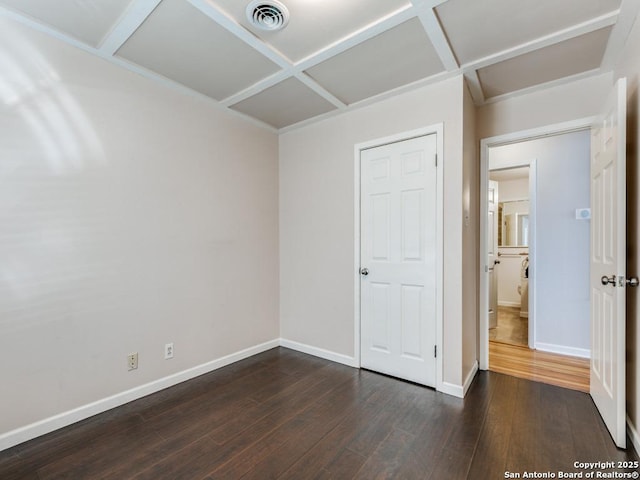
[489,306,528,346]
[490,341,591,392]
[1,347,635,480]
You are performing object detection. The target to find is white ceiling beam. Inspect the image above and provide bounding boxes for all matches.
[414,7,458,71]
[600,0,640,70]
[295,73,347,109]
[462,10,619,72]
[220,71,290,107]
[463,70,485,105]
[98,0,162,55]
[294,5,416,72]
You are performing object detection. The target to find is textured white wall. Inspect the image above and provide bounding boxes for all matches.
[0,18,279,437]
[279,76,470,386]
[489,131,591,354]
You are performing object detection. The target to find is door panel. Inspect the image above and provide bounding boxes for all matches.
[360,134,437,387]
[590,77,626,448]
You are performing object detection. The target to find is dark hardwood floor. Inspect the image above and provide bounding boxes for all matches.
[1,347,637,479]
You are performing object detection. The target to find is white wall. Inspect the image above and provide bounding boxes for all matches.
[462,82,478,383]
[0,18,280,442]
[279,75,474,389]
[498,178,529,201]
[489,131,591,355]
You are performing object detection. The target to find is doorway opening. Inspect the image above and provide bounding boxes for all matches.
[480,123,593,392]
[489,166,531,348]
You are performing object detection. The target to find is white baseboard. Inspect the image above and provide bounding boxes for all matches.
[438,361,479,399]
[438,381,464,398]
[463,361,479,396]
[627,415,640,456]
[535,342,590,359]
[0,339,280,452]
[279,338,358,368]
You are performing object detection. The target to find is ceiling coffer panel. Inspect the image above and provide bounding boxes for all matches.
[0,0,135,47]
[477,27,612,99]
[436,0,621,64]
[209,0,411,62]
[305,18,445,105]
[115,0,280,101]
[229,77,337,129]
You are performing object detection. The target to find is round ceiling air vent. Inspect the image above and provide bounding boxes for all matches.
[246,0,290,31]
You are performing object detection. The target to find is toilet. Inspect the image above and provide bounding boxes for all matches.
[519,257,529,318]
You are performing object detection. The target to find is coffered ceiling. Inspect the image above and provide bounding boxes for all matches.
[0,0,637,131]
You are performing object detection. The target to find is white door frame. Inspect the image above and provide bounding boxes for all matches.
[353,124,444,391]
[479,117,595,370]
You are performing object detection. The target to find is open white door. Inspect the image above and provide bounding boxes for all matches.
[590,77,626,448]
[488,180,499,329]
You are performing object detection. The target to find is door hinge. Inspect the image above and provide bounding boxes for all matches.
[435,154,438,167]
[434,345,437,358]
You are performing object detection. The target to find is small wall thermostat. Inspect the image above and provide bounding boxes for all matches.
[576,208,591,220]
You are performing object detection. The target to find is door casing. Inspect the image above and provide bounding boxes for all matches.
[479,117,596,370]
[354,124,444,393]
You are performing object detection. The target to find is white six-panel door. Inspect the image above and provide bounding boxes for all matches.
[590,78,626,448]
[360,134,437,387]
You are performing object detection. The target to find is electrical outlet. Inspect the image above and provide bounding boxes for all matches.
[127,352,138,371]
[164,343,174,359]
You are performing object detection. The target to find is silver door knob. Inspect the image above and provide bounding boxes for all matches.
[601,275,616,286]
[360,268,369,276]
[627,277,639,287]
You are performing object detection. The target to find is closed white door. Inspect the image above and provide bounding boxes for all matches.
[488,180,499,329]
[360,134,437,387]
[590,78,627,448]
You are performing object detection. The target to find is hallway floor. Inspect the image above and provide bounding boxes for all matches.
[489,306,528,346]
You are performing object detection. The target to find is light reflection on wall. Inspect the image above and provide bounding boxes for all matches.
[0,20,111,332]
[0,21,105,173]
